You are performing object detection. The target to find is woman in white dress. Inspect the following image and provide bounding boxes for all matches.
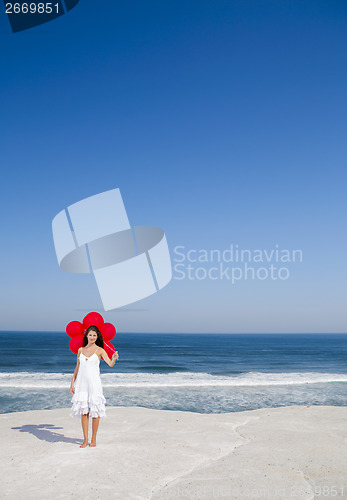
[70,325,119,448]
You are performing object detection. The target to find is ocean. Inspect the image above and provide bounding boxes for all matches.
[1,332,346,415]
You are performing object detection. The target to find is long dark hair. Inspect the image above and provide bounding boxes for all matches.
[83,325,104,348]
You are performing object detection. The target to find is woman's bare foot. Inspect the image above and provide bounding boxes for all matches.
[89,441,96,447]
[80,441,88,448]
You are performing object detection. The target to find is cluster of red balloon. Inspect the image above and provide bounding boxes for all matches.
[66,312,116,359]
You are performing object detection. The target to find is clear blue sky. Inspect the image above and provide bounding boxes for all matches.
[1,0,346,333]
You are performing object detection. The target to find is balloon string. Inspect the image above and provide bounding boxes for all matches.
[105,343,115,353]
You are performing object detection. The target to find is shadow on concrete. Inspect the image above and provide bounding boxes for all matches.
[12,423,82,444]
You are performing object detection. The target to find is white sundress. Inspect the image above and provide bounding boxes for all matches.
[71,347,106,418]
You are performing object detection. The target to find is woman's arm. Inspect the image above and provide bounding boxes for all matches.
[100,349,119,367]
[70,348,81,394]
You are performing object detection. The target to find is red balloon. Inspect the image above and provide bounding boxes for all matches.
[69,335,84,354]
[83,312,104,331]
[102,322,116,341]
[103,341,115,359]
[66,321,84,338]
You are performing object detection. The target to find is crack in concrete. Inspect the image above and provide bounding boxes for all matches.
[149,415,259,499]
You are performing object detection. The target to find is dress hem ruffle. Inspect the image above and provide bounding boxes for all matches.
[70,393,106,418]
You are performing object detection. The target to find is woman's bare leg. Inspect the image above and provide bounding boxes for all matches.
[90,417,99,447]
[80,413,89,447]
